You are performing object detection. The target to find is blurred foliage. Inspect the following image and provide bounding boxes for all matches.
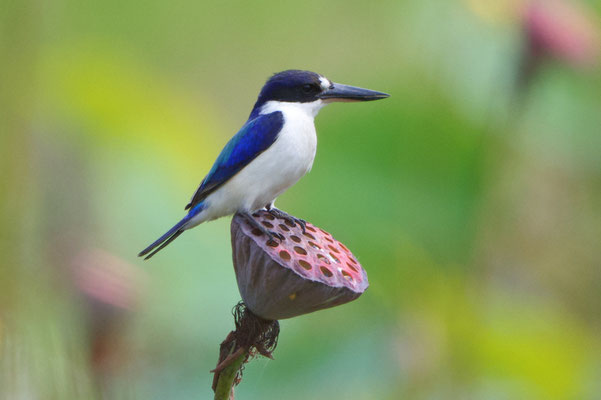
[2,0,601,399]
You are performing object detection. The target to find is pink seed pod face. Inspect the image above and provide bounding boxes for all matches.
[231,211,368,320]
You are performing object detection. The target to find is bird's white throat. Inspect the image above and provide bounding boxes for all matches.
[260,100,327,119]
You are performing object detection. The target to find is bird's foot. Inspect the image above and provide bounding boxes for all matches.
[266,208,306,233]
[240,212,285,242]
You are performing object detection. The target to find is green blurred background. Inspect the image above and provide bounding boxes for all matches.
[2,0,601,398]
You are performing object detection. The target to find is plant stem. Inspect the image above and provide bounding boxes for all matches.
[213,345,248,400]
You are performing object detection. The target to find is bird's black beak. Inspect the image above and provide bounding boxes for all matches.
[318,82,390,102]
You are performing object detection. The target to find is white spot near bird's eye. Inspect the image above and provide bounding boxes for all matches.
[319,76,332,90]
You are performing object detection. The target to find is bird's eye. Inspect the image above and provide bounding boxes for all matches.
[302,84,315,94]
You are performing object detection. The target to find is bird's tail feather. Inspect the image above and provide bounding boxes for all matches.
[138,203,205,260]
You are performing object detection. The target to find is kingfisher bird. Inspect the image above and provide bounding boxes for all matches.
[139,70,389,259]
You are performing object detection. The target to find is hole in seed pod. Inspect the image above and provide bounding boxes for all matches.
[306,226,316,233]
[252,212,260,218]
[266,239,278,247]
[265,214,275,220]
[279,250,291,261]
[329,253,340,263]
[285,219,295,227]
[339,243,349,252]
[341,270,353,280]
[279,224,290,232]
[251,228,263,236]
[328,245,340,253]
[308,241,321,250]
[324,236,334,243]
[294,246,307,255]
[346,262,358,272]
[290,235,301,243]
[303,232,315,240]
[262,221,274,228]
[299,260,312,270]
[317,254,330,264]
[320,266,333,277]
[349,257,358,265]
[319,228,328,234]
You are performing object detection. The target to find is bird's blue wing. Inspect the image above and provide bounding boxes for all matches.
[185,111,284,210]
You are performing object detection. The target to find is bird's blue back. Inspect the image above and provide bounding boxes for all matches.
[185,111,284,210]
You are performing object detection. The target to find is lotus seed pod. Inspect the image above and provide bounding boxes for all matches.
[231,211,368,320]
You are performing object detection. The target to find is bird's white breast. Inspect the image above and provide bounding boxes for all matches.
[196,100,324,223]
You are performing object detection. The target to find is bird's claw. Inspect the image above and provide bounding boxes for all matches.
[267,208,306,233]
[241,211,285,242]
[295,218,307,234]
[268,231,286,242]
